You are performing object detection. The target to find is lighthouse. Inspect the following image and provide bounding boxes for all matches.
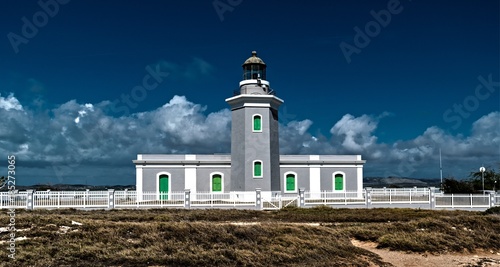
[226,51,283,191]
[134,51,365,200]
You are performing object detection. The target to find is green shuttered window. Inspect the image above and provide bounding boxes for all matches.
[254,161,262,177]
[335,174,344,191]
[253,115,261,131]
[159,174,169,200]
[212,174,222,192]
[286,174,296,192]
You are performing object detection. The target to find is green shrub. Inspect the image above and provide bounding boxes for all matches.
[484,206,500,215]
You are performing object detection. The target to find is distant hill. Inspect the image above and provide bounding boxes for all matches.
[0,184,136,192]
[364,177,441,188]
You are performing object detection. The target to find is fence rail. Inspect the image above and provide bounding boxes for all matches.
[115,191,185,208]
[370,188,431,204]
[191,191,256,208]
[0,189,498,211]
[304,191,365,206]
[435,194,490,208]
[32,191,109,209]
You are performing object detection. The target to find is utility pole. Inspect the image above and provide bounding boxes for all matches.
[439,149,443,192]
[480,166,486,194]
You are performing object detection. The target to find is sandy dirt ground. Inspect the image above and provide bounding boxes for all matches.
[351,239,500,267]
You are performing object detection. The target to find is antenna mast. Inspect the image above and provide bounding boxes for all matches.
[439,148,443,191]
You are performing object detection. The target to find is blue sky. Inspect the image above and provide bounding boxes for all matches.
[0,0,499,185]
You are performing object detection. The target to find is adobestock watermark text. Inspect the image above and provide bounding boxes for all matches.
[213,0,243,21]
[51,63,169,181]
[7,0,71,54]
[340,0,405,64]
[443,74,499,129]
[6,155,17,260]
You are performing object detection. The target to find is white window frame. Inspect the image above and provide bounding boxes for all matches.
[253,160,263,178]
[252,114,263,133]
[156,172,172,200]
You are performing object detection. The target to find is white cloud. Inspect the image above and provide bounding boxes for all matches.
[356,112,499,178]
[298,112,498,178]
[0,94,497,185]
[279,119,318,154]
[0,93,23,111]
[330,114,379,153]
[74,103,95,125]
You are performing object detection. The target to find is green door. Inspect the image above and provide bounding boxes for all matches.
[212,174,222,192]
[335,174,343,191]
[159,174,169,200]
[286,174,295,191]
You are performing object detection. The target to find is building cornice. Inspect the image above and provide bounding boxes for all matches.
[280,160,366,165]
[133,160,231,166]
[133,159,365,166]
[225,94,284,110]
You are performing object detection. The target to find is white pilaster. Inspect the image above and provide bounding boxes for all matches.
[357,166,363,198]
[309,166,321,198]
[136,166,143,201]
[185,168,197,200]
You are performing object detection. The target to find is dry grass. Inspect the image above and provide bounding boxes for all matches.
[0,207,499,266]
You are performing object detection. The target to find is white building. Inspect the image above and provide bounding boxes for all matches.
[134,51,365,198]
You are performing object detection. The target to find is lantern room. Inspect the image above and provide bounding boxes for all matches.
[238,51,272,95]
[242,51,266,81]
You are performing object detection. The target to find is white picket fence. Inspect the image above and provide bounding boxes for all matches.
[115,191,185,208]
[304,191,364,206]
[435,194,491,209]
[0,188,498,210]
[370,188,432,204]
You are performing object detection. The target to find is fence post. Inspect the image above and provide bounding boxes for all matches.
[255,188,262,210]
[365,187,372,208]
[26,190,34,210]
[137,189,143,203]
[429,187,435,209]
[490,192,496,208]
[85,189,90,207]
[298,188,305,207]
[184,189,191,209]
[107,189,115,209]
